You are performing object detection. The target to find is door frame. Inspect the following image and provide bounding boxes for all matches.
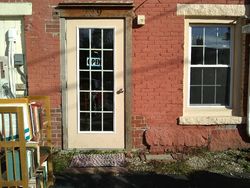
[58,3,134,150]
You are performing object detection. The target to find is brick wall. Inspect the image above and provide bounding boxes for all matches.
[2,0,250,151]
[132,0,250,152]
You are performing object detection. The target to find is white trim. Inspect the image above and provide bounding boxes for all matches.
[0,3,32,16]
[187,25,233,107]
[177,4,247,17]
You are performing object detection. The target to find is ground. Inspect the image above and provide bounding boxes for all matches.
[51,149,250,188]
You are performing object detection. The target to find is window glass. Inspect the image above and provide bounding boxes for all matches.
[190,26,231,106]
[78,28,114,132]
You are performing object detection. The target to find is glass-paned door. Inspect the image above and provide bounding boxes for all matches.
[66,19,124,149]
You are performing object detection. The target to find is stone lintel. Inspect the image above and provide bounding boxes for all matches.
[177,4,248,17]
[0,3,32,16]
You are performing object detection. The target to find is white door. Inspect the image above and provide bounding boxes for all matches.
[66,19,124,149]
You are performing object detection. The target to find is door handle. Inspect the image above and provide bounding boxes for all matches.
[116,88,124,94]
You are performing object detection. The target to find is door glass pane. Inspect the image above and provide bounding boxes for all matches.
[92,92,102,111]
[79,29,89,48]
[80,92,89,111]
[103,93,113,111]
[103,29,114,49]
[91,113,102,131]
[80,113,90,131]
[91,50,102,70]
[103,113,113,131]
[91,29,101,48]
[91,72,102,90]
[103,51,114,70]
[103,72,113,90]
[79,50,90,69]
[79,71,89,90]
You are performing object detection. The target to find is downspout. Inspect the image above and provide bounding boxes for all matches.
[242,19,250,137]
[247,42,250,137]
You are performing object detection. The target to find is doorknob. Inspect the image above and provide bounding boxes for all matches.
[116,88,124,94]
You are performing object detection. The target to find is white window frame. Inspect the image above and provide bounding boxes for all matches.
[187,24,233,107]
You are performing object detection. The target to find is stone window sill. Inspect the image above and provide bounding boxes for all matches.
[179,116,245,125]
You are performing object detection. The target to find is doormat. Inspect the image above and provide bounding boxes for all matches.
[69,153,126,167]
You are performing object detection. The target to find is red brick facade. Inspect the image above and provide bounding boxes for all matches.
[2,0,250,152]
[132,0,250,152]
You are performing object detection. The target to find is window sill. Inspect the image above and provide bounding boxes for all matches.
[179,116,245,125]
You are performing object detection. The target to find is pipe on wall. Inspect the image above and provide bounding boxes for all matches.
[247,44,250,137]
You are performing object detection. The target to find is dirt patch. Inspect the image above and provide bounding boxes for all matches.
[52,149,250,176]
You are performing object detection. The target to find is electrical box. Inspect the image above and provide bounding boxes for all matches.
[8,28,17,42]
[137,15,145,25]
[14,54,25,66]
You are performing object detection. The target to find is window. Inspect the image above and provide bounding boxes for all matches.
[177,5,245,124]
[189,26,232,106]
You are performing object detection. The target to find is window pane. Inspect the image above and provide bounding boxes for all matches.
[203,86,215,104]
[190,86,201,104]
[103,29,114,49]
[103,93,113,111]
[103,51,114,70]
[205,27,217,46]
[191,47,203,65]
[216,68,230,86]
[203,68,215,85]
[91,29,101,48]
[79,29,89,48]
[216,86,229,105]
[91,113,102,131]
[80,92,89,111]
[80,71,89,90]
[205,47,216,65]
[103,113,113,131]
[79,50,90,69]
[80,113,90,131]
[190,68,202,85]
[92,92,102,111]
[218,48,230,65]
[103,72,113,91]
[91,72,102,90]
[217,27,230,48]
[192,27,203,45]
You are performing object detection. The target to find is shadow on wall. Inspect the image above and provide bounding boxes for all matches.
[53,170,250,188]
[238,125,250,143]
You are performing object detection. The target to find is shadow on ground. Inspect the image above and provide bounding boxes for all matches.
[52,170,250,188]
